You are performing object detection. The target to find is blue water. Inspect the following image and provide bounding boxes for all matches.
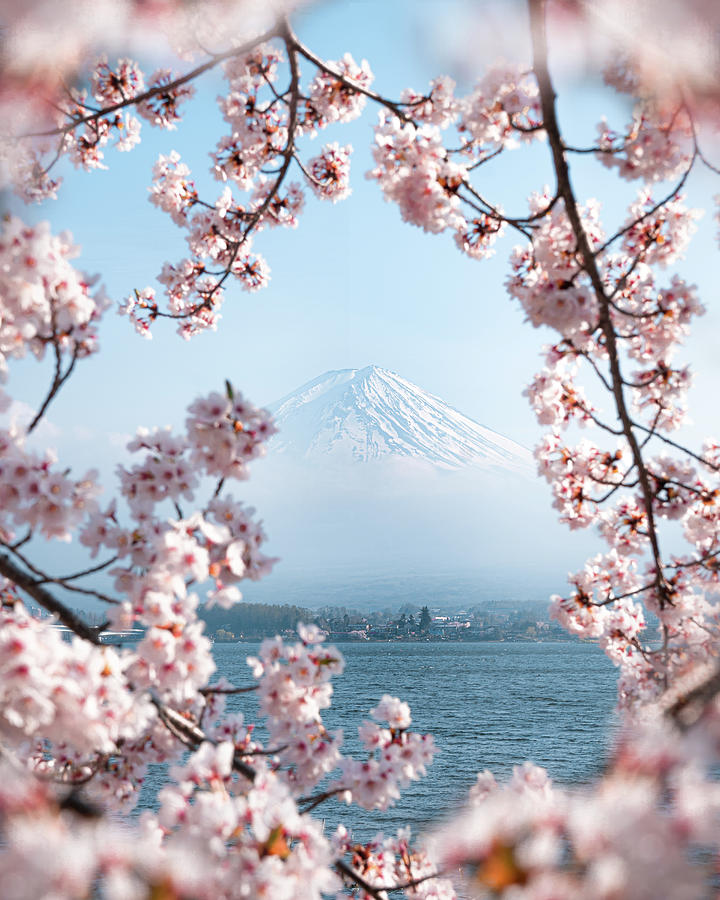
[155,641,619,840]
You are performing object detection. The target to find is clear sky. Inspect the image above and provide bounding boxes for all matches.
[9,0,720,444]
[5,0,720,586]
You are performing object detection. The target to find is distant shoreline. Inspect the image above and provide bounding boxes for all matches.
[216,635,581,645]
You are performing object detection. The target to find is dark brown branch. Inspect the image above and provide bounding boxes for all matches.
[665,665,720,729]
[2,542,119,605]
[43,582,119,605]
[22,25,282,140]
[150,696,257,782]
[530,0,669,615]
[633,422,720,474]
[459,180,560,235]
[0,553,104,643]
[287,27,412,124]
[28,341,78,435]
[457,188,534,240]
[334,859,386,899]
[334,858,446,898]
[590,581,656,607]
[10,529,33,550]
[574,400,624,435]
[199,684,259,695]
[577,349,613,393]
[298,786,346,813]
[42,556,118,583]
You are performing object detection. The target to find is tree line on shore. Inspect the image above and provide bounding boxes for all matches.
[199,601,567,642]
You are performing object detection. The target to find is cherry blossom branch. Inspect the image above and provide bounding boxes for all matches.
[27,338,78,435]
[574,399,624,435]
[334,859,387,900]
[0,552,104,643]
[607,249,660,308]
[590,581,656,607]
[633,422,720,474]
[638,409,664,450]
[39,556,118,583]
[530,0,669,611]
[152,20,302,325]
[10,529,33,550]
[1,541,119,605]
[286,26,412,124]
[297,786,345,813]
[381,870,450,893]
[577,348,613,393]
[199,684,258,695]
[334,857,445,898]
[459,180,561,235]
[150,696,257,782]
[22,25,283,140]
[595,157,695,257]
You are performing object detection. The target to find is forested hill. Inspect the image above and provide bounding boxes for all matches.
[200,602,313,640]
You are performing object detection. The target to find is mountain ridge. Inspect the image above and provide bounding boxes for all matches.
[268,365,532,472]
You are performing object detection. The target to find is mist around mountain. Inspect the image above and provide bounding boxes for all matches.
[18,364,596,615]
[236,366,597,601]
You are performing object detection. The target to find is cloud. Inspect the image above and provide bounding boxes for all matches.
[1,400,62,442]
[107,431,132,448]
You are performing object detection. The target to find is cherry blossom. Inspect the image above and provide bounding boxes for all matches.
[306,143,352,202]
[3,2,720,898]
[460,63,543,151]
[0,217,109,377]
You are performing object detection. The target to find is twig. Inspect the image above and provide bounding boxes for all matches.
[22,25,282,140]
[298,786,345,813]
[150,696,256,782]
[199,684,259,695]
[28,340,78,435]
[0,553,104,644]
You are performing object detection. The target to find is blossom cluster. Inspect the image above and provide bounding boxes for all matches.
[507,195,603,339]
[334,825,456,900]
[596,103,693,184]
[248,625,345,792]
[247,629,438,813]
[46,617,428,896]
[0,603,147,756]
[432,750,720,900]
[333,694,437,811]
[0,217,109,378]
[120,44,377,337]
[0,372,280,808]
[367,63,541,255]
[0,427,100,542]
[153,743,340,899]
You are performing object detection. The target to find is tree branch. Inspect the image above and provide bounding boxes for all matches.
[28,339,78,435]
[22,25,283,139]
[530,0,669,617]
[0,553,104,643]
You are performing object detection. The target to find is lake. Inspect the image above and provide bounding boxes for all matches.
[146,641,619,840]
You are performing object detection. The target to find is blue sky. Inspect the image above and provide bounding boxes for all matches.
[5,0,720,584]
[8,0,720,448]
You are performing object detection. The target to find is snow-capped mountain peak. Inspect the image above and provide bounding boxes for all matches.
[268,366,532,472]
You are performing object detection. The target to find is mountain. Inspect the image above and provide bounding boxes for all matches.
[268,366,532,472]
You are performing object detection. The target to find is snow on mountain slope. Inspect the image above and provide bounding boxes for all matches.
[268,366,532,472]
